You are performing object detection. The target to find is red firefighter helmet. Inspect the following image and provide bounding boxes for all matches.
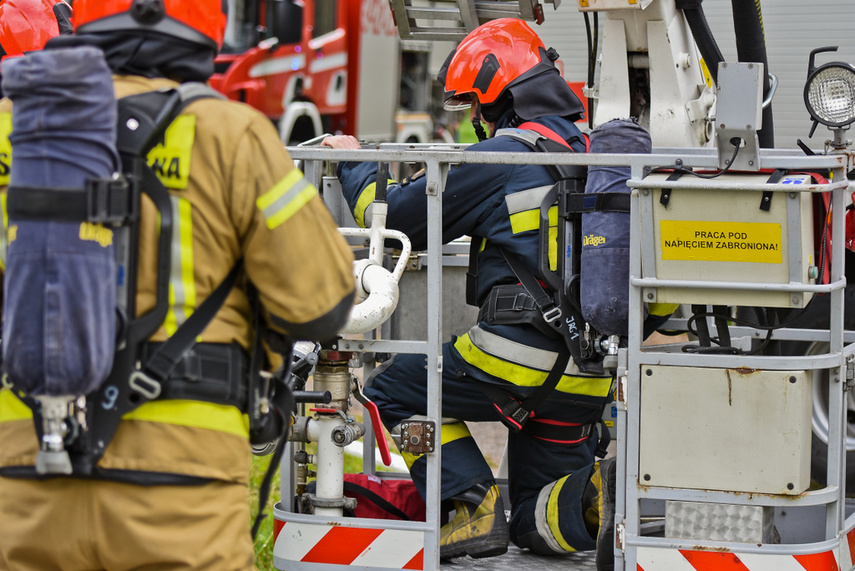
[440,17,585,123]
[441,18,548,110]
[72,0,228,50]
[0,0,72,58]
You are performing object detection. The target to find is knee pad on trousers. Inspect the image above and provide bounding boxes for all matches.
[528,475,596,555]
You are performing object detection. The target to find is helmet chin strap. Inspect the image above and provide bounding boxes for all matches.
[472,101,488,142]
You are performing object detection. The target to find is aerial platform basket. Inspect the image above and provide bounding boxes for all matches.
[619,148,855,571]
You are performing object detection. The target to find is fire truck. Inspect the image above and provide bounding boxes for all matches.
[259,1,855,570]
[209,0,435,145]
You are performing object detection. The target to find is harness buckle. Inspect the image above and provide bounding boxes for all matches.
[542,306,562,323]
[85,174,133,226]
[129,370,162,400]
[510,406,530,425]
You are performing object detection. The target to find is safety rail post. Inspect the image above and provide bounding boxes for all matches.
[272,145,447,571]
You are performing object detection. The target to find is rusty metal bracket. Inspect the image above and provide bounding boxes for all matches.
[303,493,358,511]
[400,419,436,454]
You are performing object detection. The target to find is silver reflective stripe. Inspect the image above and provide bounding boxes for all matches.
[467,326,585,376]
[169,194,189,327]
[534,480,568,554]
[505,185,553,215]
[495,127,543,147]
[259,176,310,222]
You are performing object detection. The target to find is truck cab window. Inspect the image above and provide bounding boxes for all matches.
[313,0,337,39]
[222,0,256,54]
[269,0,303,45]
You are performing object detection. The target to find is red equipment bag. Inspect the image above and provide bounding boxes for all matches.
[343,473,426,522]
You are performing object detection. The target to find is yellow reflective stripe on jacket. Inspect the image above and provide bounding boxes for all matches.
[164,195,196,336]
[402,420,472,469]
[0,390,32,421]
[257,168,318,230]
[0,193,7,271]
[0,111,10,187]
[0,390,248,438]
[123,400,249,438]
[509,207,558,270]
[454,328,612,397]
[507,185,559,271]
[353,179,396,228]
[147,114,195,190]
[547,475,576,552]
[649,302,679,316]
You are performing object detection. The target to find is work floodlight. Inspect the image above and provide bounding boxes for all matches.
[804,46,855,136]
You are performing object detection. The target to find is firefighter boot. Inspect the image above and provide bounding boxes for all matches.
[583,457,617,571]
[440,482,509,560]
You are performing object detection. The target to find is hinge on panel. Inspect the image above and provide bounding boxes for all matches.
[616,521,625,552]
[846,359,855,391]
[400,419,436,454]
[618,374,627,403]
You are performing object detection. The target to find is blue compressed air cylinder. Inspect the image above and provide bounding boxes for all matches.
[1,46,119,397]
[580,118,651,337]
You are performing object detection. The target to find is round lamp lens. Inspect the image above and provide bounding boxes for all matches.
[806,65,855,127]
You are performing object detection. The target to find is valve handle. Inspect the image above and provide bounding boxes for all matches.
[352,378,392,466]
[363,399,392,467]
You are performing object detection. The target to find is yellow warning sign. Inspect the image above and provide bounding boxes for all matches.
[660,220,782,263]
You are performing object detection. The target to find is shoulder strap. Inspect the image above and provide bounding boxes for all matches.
[141,261,244,381]
[500,247,595,371]
[343,481,412,521]
[518,121,590,153]
[517,122,572,149]
[497,122,587,181]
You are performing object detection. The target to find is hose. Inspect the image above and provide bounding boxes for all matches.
[676,0,724,85]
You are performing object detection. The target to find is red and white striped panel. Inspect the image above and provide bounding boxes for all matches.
[636,546,842,571]
[840,526,855,570]
[273,520,424,569]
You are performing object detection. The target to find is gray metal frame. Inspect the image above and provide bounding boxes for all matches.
[622,149,853,569]
[274,143,852,571]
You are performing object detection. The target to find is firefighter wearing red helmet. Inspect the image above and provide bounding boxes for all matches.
[0,1,356,570]
[324,18,625,570]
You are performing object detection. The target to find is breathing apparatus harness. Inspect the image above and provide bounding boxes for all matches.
[468,122,626,452]
[3,84,293,482]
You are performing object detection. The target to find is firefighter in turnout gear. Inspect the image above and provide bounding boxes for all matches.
[322,19,657,569]
[0,1,355,569]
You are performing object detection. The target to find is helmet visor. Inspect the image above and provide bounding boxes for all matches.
[444,91,474,111]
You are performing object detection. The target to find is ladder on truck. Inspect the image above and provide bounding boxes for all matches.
[618,145,855,571]
[388,0,557,40]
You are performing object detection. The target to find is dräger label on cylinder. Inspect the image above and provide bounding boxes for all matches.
[659,220,782,264]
